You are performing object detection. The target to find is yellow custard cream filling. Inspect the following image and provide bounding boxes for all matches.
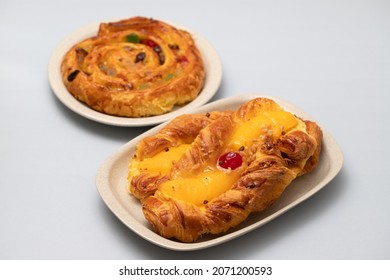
[159,169,240,206]
[130,144,190,175]
[230,110,302,150]
[132,104,304,206]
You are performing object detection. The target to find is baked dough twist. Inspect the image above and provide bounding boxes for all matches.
[128,98,322,242]
[61,17,205,117]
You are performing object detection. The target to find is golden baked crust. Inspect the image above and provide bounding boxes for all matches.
[61,17,205,117]
[128,98,322,242]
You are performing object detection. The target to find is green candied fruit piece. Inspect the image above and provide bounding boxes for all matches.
[137,83,150,90]
[164,73,174,81]
[126,33,140,43]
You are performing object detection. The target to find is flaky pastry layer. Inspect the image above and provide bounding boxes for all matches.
[61,17,205,117]
[128,98,322,242]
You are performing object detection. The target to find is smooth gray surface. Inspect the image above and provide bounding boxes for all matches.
[1,0,389,259]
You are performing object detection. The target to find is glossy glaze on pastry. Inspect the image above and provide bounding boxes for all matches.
[128,98,322,242]
[61,17,205,117]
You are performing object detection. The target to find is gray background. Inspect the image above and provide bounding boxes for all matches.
[1,0,389,259]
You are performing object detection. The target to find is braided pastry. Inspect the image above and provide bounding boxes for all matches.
[61,17,205,117]
[128,98,322,242]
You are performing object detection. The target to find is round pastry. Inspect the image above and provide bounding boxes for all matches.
[128,98,323,242]
[61,17,205,117]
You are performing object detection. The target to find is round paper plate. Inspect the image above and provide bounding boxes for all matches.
[48,19,222,127]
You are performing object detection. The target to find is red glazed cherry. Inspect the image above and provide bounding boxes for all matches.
[176,55,189,63]
[140,39,158,48]
[218,152,243,170]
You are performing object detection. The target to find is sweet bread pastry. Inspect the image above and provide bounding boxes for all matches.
[128,98,322,242]
[61,17,205,117]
